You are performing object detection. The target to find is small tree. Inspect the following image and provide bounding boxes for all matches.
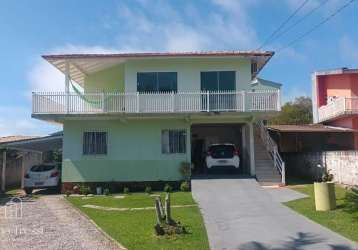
[270,96,313,125]
[179,162,191,180]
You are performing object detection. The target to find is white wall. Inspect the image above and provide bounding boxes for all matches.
[124,57,252,92]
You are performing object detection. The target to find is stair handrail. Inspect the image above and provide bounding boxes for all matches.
[257,121,286,185]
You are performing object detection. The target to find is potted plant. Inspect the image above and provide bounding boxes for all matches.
[314,164,336,211]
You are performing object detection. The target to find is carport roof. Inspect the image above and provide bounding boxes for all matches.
[0,132,63,152]
[266,124,358,133]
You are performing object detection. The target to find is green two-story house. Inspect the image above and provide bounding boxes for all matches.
[32,51,284,191]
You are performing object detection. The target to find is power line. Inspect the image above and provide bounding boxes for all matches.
[263,0,330,48]
[277,0,357,53]
[257,0,310,50]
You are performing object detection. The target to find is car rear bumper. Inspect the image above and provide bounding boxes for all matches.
[206,156,240,169]
[24,177,59,188]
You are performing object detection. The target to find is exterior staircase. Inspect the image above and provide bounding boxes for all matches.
[254,122,285,186]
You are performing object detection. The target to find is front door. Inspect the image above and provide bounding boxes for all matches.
[200,71,236,111]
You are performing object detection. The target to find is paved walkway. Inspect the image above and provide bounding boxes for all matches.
[192,178,358,250]
[0,195,124,250]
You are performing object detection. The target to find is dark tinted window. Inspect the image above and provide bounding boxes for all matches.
[137,72,177,92]
[201,71,218,91]
[158,72,177,92]
[30,165,55,172]
[137,72,157,92]
[201,71,236,91]
[218,71,236,91]
[209,145,235,159]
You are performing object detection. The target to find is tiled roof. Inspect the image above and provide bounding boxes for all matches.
[0,135,39,144]
[42,50,274,60]
[266,124,358,133]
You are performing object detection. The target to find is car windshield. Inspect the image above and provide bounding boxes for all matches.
[30,165,55,172]
[209,145,235,159]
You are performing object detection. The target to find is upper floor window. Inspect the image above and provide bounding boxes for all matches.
[200,71,236,91]
[83,132,107,155]
[137,72,178,93]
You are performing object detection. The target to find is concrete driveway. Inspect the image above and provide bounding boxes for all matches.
[192,178,358,250]
[0,195,123,250]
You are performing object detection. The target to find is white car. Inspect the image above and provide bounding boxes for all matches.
[24,164,60,194]
[205,144,240,169]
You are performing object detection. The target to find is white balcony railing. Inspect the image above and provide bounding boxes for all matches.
[318,97,358,122]
[32,90,281,115]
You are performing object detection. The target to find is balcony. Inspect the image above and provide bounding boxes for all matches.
[318,97,358,122]
[32,90,281,116]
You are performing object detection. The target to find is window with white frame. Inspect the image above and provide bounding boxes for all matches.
[161,129,186,154]
[83,132,107,155]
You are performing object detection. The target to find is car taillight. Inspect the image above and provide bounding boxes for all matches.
[50,171,59,178]
[234,149,240,156]
[24,174,30,179]
[207,151,212,156]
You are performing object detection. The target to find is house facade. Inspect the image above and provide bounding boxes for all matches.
[32,51,283,190]
[312,68,358,148]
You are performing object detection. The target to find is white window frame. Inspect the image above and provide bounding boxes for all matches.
[83,131,108,155]
[161,129,186,154]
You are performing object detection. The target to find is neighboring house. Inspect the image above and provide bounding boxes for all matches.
[0,133,62,191]
[312,68,358,148]
[266,124,358,184]
[31,51,284,191]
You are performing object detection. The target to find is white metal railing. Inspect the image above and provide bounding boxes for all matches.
[318,97,358,122]
[257,121,286,185]
[32,90,280,115]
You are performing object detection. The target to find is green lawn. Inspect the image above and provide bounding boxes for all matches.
[285,183,358,242]
[66,192,210,250]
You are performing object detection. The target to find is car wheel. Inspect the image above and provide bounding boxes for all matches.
[24,188,33,195]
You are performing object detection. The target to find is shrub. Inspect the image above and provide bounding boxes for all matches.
[103,188,110,196]
[123,187,130,194]
[79,185,91,195]
[145,186,152,194]
[180,181,190,192]
[321,168,334,182]
[73,185,80,194]
[164,183,173,193]
[179,162,192,180]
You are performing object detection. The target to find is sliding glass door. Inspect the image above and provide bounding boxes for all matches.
[200,71,236,111]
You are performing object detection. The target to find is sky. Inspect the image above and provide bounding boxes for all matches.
[0,0,357,136]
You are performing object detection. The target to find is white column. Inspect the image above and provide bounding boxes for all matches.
[21,153,26,189]
[241,125,246,169]
[277,89,281,111]
[1,150,6,192]
[65,61,70,113]
[249,123,255,176]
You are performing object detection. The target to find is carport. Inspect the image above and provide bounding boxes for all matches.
[0,132,63,192]
[191,123,252,175]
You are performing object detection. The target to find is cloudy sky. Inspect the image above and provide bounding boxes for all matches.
[0,0,357,136]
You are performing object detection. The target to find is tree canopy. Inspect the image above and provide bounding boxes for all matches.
[269,96,313,125]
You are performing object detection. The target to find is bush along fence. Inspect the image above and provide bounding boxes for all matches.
[284,151,358,186]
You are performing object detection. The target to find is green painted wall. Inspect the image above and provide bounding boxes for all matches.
[124,57,253,92]
[84,63,125,92]
[62,119,190,182]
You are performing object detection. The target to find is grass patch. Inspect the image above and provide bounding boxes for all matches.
[66,192,209,250]
[285,183,358,242]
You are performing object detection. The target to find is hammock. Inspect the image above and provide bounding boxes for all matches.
[70,81,102,108]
